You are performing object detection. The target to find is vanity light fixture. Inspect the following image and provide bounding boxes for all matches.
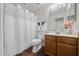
[50,3,66,11]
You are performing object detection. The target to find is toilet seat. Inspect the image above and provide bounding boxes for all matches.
[32,39,41,45]
[32,39,41,43]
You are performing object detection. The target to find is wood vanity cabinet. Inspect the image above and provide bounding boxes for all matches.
[57,42,76,56]
[45,35,78,56]
[57,36,77,56]
[45,35,56,56]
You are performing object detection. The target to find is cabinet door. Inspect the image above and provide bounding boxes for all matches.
[45,39,56,56]
[57,36,76,45]
[57,42,76,56]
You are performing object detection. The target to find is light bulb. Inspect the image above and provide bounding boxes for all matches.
[17,5,21,9]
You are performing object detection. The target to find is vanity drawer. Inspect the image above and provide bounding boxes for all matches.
[57,36,76,45]
[45,35,56,41]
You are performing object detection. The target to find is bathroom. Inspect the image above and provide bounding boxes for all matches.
[0,3,79,56]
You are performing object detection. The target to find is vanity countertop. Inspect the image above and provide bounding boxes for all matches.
[45,33,79,38]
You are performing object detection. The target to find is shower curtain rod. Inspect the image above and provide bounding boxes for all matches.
[11,3,27,12]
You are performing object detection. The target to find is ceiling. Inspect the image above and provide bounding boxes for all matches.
[15,3,53,15]
[11,3,75,22]
[19,3,46,11]
[12,3,75,19]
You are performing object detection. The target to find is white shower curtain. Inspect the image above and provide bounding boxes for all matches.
[3,4,37,56]
[0,3,3,56]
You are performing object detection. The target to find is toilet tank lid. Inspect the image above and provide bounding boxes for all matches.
[32,39,41,42]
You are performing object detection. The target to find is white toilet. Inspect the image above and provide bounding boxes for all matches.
[32,39,42,53]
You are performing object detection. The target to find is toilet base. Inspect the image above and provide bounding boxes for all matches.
[32,43,42,53]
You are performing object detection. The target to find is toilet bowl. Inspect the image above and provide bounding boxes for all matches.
[32,39,42,53]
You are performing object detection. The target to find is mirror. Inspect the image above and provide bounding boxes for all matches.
[49,3,75,34]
